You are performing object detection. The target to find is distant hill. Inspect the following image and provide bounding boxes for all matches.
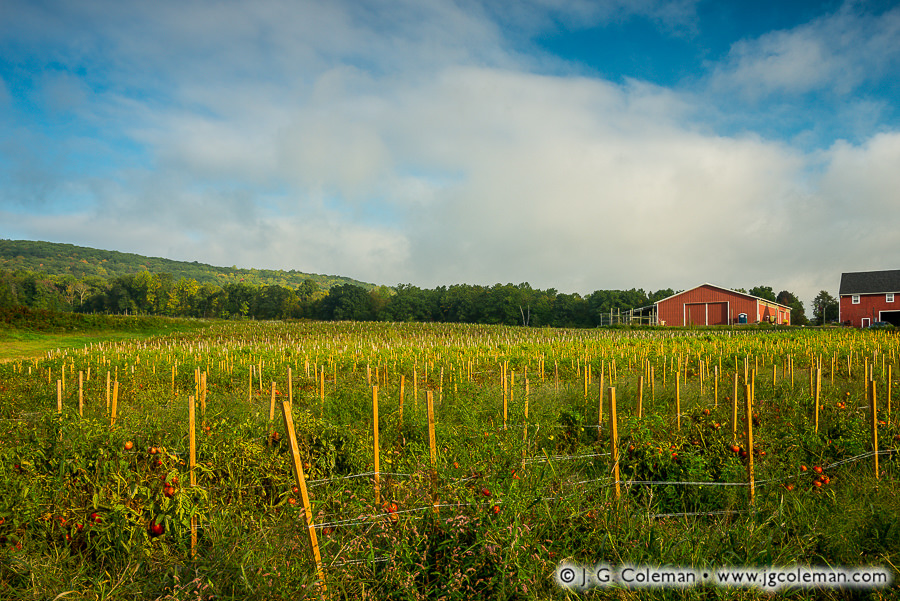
[0,239,376,291]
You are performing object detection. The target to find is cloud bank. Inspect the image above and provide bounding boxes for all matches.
[1,0,899,309]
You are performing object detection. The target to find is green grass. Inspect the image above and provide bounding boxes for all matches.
[0,322,898,600]
[0,307,211,361]
[0,330,163,362]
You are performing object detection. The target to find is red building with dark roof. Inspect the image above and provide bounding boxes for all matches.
[839,269,900,328]
[654,284,791,326]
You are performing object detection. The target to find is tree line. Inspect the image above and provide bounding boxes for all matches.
[0,268,821,326]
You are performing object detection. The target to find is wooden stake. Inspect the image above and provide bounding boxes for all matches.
[676,371,681,430]
[714,367,719,408]
[280,399,326,591]
[78,371,83,417]
[554,360,559,392]
[110,380,119,428]
[699,360,704,395]
[188,394,196,487]
[508,370,514,423]
[200,372,207,420]
[745,384,755,506]
[57,380,62,414]
[636,376,643,419]
[427,390,437,509]
[597,373,604,437]
[268,381,277,423]
[503,368,508,430]
[399,375,405,426]
[373,386,380,506]
[732,374,739,442]
[189,394,197,557]
[814,368,821,434]
[609,387,620,501]
[871,380,880,480]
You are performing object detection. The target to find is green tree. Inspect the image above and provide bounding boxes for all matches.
[384,284,432,322]
[255,285,296,319]
[369,286,393,320]
[812,290,839,325]
[776,290,808,326]
[196,283,226,318]
[552,292,587,327]
[224,283,255,318]
[0,271,18,308]
[296,279,320,302]
[749,286,777,302]
[320,284,375,321]
[105,279,135,314]
[167,277,201,316]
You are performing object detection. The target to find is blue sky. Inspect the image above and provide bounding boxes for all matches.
[2,0,900,308]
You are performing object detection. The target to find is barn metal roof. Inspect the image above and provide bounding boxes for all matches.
[839,270,900,296]
[653,283,792,310]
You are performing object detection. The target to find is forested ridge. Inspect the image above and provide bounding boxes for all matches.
[0,239,370,290]
[0,239,811,326]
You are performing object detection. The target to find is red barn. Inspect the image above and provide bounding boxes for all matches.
[654,284,791,327]
[839,269,900,328]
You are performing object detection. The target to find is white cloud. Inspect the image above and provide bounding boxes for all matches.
[711,3,900,99]
[478,0,699,36]
[3,0,900,312]
[816,132,900,242]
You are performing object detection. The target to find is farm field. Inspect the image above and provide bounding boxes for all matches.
[1,321,898,600]
[0,331,166,363]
